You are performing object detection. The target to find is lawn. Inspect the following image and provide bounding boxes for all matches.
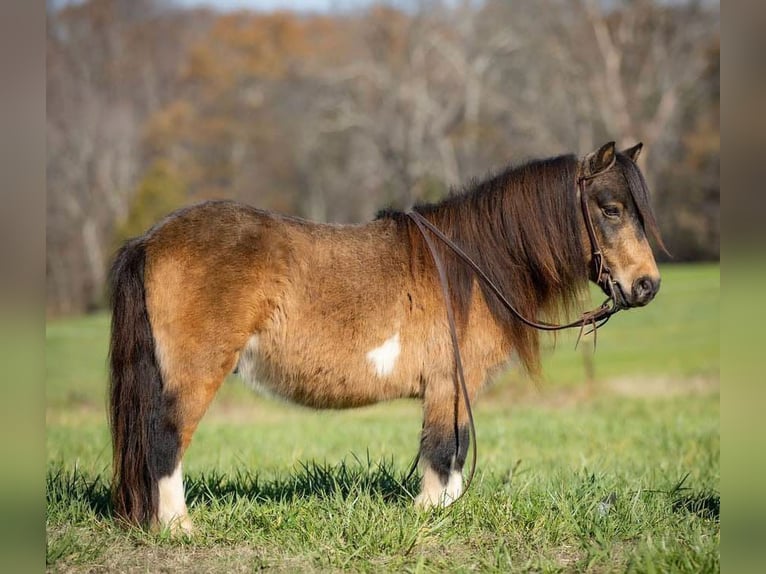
[46,263,719,572]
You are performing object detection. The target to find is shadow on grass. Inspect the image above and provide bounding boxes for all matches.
[186,457,419,507]
[47,466,113,519]
[672,491,720,521]
[640,472,720,522]
[47,461,720,525]
[667,472,720,522]
[46,456,420,521]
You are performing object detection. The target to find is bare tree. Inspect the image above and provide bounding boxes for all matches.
[46,0,212,313]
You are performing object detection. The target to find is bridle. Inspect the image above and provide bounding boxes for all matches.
[405,160,622,502]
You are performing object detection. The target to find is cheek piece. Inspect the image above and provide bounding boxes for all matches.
[577,173,620,309]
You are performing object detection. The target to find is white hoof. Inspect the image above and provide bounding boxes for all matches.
[167,513,194,537]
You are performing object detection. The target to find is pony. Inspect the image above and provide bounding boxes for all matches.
[108,141,663,533]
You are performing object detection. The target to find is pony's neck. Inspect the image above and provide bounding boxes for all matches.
[412,154,587,374]
[424,154,587,310]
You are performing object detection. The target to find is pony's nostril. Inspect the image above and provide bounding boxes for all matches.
[632,276,659,303]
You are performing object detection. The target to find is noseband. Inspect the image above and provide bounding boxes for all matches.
[405,161,621,502]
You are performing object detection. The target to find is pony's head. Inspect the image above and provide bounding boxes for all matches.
[579,141,665,308]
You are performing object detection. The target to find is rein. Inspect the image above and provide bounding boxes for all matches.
[405,168,622,503]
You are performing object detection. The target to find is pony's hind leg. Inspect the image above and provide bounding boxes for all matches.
[110,205,280,534]
[415,376,473,508]
[144,260,260,533]
[149,324,242,534]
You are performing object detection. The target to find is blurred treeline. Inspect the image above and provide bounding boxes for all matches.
[47,0,719,315]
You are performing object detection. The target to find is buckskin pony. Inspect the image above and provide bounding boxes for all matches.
[108,141,663,533]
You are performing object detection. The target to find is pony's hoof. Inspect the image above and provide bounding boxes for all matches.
[156,513,194,537]
[414,492,450,510]
[174,514,194,537]
[170,514,194,537]
[414,486,461,510]
[414,492,437,510]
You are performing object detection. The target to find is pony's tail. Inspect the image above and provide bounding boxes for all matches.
[108,238,178,527]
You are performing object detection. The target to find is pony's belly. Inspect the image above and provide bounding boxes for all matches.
[235,334,417,408]
[235,340,284,403]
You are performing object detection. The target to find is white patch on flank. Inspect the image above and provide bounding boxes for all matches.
[366,333,401,377]
[157,462,192,534]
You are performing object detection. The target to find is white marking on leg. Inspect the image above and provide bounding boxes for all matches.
[414,466,444,509]
[445,470,463,502]
[157,462,192,534]
[366,333,400,377]
[414,467,463,509]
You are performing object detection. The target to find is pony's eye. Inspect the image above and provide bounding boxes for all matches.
[601,205,621,218]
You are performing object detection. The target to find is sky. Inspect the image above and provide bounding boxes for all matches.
[51,0,718,16]
[173,0,427,13]
[48,0,383,14]
[174,0,367,11]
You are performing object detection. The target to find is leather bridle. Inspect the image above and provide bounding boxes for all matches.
[405,161,622,503]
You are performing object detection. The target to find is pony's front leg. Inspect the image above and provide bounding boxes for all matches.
[415,378,471,508]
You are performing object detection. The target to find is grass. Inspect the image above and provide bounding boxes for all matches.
[46,263,719,572]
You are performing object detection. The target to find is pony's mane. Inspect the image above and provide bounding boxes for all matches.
[379,154,589,375]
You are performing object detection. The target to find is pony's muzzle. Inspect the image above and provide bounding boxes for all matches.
[630,275,660,307]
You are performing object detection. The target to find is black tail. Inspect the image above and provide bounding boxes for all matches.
[108,238,179,526]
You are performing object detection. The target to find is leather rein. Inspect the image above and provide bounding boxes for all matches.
[405,166,622,502]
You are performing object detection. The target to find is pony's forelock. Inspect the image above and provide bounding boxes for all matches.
[618,155,667,254]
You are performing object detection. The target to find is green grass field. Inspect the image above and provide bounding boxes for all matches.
[46,263,719,572]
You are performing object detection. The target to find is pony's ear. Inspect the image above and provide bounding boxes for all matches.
[622,142,643,163]
[583,141,616,177]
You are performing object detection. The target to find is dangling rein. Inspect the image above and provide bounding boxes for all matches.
[405,170,622,503]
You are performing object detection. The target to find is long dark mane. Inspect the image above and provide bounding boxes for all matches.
[381,154,588,375]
